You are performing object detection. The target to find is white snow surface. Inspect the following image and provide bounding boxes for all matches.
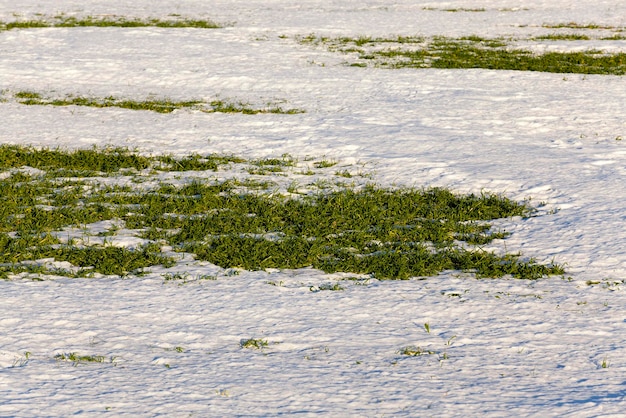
[2,1,626,416]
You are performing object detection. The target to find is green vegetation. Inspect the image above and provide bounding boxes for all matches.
[302,35,626,75]
[601,357,610,369]
[0,145,563,281]
[209,99,304,115]
[400,346,437,356]
[240,338,269,349]
[54,352,112,366]
[0,143,152,173]
[0,237,174,277]
[12,92,304,115]
[542,22,618,30]
[310,282,344,292]
[422,7,486,12]
[162,272,217,284]
[533,34,592,41]
[313,159,337,168]
[0,15,222,31]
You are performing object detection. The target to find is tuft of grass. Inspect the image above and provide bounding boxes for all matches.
[252,154,297,167]
[601,356,610,369]
[10,351,31,368]
[54,352,110,366]
[313,159,337,169]
[310,282,344,292]
[240,338,269,349]
[400,346,437,356]
[162,272,217,284]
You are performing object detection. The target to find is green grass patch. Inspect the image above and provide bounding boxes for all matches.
[171,186,562,279]
[304,35,626,75]
[12,92,305,115]
[0,15,222,31]
[0,146,564,281]
[0,234,174,276]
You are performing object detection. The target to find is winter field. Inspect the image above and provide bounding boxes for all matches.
[1,0,626,416]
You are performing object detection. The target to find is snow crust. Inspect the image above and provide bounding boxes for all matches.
[1,1,626,416]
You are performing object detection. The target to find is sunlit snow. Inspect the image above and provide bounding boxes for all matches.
[1,1,626,416]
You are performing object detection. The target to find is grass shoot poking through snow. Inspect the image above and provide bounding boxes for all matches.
[0,146,563,281]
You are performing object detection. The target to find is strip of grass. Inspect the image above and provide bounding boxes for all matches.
[533,34,592,41]
[434,8,486,12]
[0,144,247,175]
[0,146,564,280]
[13,92,305,115]
[0,15,222,31]
[0,144,152,173]
[303,35,626,75]
[542,23,619,30]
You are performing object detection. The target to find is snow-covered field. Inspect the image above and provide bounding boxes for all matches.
[1,1,626,416]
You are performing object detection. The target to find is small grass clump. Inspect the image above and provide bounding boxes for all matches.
[313,159,337,168]
[54,352,111,366]
[399,346,437,356]
[240,338,269,349]
[304,35,626,75]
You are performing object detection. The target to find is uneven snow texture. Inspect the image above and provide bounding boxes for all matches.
[1,1,626,416]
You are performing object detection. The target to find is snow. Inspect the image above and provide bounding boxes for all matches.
[1,0,626,416]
